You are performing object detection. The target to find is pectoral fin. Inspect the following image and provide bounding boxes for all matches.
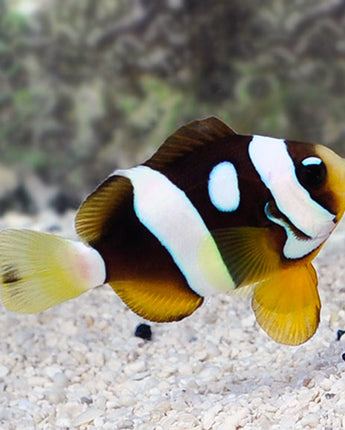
[207,227,282,289]
[252,263,320,345]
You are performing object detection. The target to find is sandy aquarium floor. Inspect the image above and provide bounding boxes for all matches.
[1,211,345,430]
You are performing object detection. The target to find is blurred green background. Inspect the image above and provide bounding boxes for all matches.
[2,0,345,211]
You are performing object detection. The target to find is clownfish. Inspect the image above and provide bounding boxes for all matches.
[1,117,345,346]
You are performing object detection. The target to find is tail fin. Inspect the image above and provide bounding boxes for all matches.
[0,229,106,313]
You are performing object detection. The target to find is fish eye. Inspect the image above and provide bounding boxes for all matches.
[296,156,327,189]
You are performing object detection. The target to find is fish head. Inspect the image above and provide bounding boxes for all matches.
[285,140,345,227]
[310,143,345,224]
[279,141,345,259]
[250,136,345,260]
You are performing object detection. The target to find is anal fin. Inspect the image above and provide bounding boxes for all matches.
[109,279,203,322]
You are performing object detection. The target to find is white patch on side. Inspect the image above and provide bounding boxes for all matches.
[116,166,235,296]
[249,135,335,258]
[208,161,240,212]
[301,156,322,166]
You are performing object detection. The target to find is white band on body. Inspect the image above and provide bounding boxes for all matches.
[115,166,234,295]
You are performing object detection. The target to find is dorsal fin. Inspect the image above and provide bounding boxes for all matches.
[75,175,133,245]
[145,117,236,171]
[76,117,236,245]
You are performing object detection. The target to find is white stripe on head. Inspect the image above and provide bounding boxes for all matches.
[115,166,234,295]
[249,135,335,257]
[264,203,327,259]
[208,161,240,212]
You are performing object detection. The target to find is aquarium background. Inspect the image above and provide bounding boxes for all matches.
[1,0,345,210]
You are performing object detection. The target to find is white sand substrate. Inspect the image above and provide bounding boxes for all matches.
[1,210,345,429]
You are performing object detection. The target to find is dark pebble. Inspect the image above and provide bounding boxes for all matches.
[337,329,345,341]
[135,323,152,341]
[342,352,345,361]
[80,396,93,405]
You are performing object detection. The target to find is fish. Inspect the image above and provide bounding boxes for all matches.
[0,117,345,346]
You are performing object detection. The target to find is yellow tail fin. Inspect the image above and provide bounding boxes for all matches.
[0,229,106,313]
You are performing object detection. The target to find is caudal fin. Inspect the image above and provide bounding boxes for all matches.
[0,229,106,313]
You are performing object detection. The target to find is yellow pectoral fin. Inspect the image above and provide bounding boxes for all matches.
[252,263,320,345]
[198,227,284,297]
[109,279,203,323]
